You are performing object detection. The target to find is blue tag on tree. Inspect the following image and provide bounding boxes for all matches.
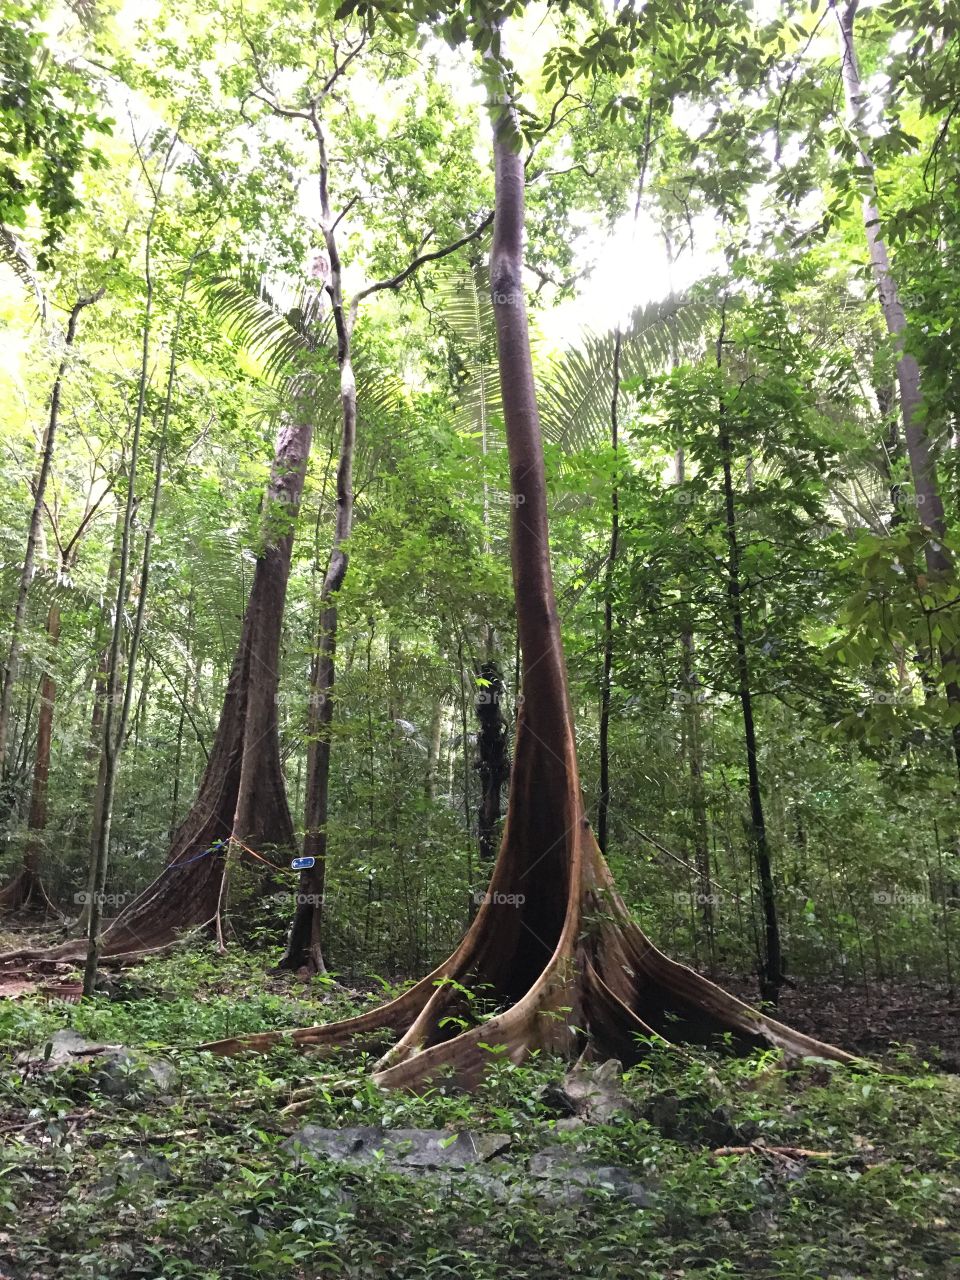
[291,856,316,871]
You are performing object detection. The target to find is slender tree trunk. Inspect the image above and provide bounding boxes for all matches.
[84,427,162,990]
[474,658,509,862]
[82,144,173,992]
[717,321,783,1003]
[681,630,714,959]
[674,446,714,961]
[597,329,622,855]
[280,119,357,974]
[835,0,960,779]
[169,590,194,836]
[0,291,100,774]
[425,696,444,802]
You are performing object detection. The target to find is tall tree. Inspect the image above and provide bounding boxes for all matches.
[201,15,851,1086]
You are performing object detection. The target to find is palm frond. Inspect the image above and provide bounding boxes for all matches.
[538,295,712,453]
[432,263,503,449]
[196,266,331,385]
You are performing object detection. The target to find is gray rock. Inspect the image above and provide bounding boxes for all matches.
[16,1028,96,1067]
[285,1125,653,1209]
[286,1126,512,1170]
[528,1144,654,1207]
[16,1029,178,1100]
[543,1058,634,1125]
[95,1150,174,1193]
[92,1048,179,1099]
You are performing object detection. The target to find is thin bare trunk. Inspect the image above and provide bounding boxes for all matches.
[425,697,444,802]
[281,114,356,974]
[717,316,782,1003]
[474,659,509,862]
[597,328,621,855]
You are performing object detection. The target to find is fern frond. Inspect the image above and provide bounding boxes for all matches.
[196,267,331,385]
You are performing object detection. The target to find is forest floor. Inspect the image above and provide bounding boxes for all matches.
[1,930,959,1279]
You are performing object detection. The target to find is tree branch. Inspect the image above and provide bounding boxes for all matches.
[350,212,494,312]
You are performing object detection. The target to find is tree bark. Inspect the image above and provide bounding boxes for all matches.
[280,114,356,975]
[76,414,311,967]
[717,318,783,1004]
[425,696,444,802]
[278,93,492,969]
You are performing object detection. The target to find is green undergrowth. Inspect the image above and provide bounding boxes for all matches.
[2,946,959,1279]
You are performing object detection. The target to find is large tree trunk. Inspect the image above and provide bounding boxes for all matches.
[0,413,312,975]
[196,55,851,1088]
[836,0,960,779]
[87,417,310,962]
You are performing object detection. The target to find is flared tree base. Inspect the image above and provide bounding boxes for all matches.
[200,807,853,1089]
[0,866,58,916]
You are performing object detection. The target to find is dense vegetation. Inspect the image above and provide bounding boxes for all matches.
[2,0,959,1273]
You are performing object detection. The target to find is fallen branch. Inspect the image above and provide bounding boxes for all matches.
[712,1143,835,1161]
